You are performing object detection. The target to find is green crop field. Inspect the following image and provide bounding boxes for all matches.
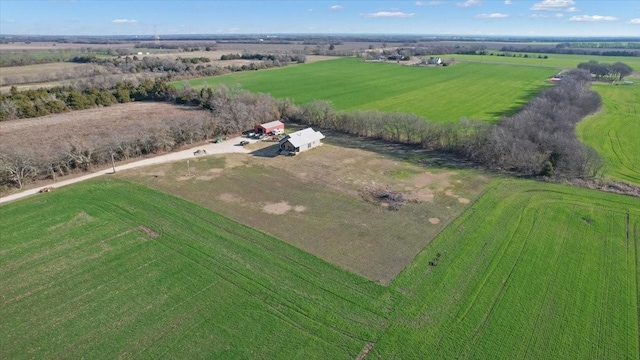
[577,78,640,184]
[438,53,640,70]
[0,180,389,359]
[176,57,556,122]
[373,179,640,359]
[2,175,638,358]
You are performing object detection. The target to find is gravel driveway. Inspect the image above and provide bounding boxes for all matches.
[0,136,258,204]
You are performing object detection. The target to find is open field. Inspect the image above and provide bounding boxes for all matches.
[2,174,637,358]
[0,179,390,359]
[577,77,640,184]
[435,53,640,70]
[119,133,489,283]
[0,101,208,133]
[0,62,98,86]
[177,57,556,122]
[374,178,640,359]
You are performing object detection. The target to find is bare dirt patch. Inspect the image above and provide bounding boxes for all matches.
[138,226,160,238]
[263,201,292,215]
[219,193,242,203]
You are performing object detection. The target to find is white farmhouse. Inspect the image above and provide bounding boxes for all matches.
[279,128,325,154]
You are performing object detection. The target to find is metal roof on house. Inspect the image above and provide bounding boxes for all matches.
[281,128,325,148]
[258,120,284,129]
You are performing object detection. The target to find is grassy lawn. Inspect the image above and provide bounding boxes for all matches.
[577,77,640,184]
[374,178,640,359]
[174,57,556,123]
[0,179,389,359]
[119,139,489,284]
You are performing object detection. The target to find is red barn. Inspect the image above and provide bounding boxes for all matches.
[254,120,284,135]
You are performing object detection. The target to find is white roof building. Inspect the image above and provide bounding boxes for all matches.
[279,128,325,153]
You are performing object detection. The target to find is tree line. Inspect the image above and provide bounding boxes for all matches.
[0,78,173,120]
[287,69,604,179]
[1,68,604,191]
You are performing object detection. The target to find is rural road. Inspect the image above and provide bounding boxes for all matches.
[0,136,258,205]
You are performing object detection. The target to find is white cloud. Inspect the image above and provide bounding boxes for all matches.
[630,18,640,24]
[330,5,343,10]
[531,13,563,18]
[531,0,574,11]
[565,7,579,12]
[504,0,512,4]
[476,13,509,19]
[569,15,618,22]
[363,11,415,18]
[112,19,138,24]
[457,0,481,8]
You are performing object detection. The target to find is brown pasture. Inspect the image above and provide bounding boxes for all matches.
[119,133,490,284]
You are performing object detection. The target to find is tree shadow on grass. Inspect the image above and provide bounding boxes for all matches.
[316,127,482,171]
[485,84,549,119]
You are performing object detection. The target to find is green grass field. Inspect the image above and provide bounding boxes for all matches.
[176,57,556,122]
[577,78,640,184]
[374,179,640,359]
[438,53,640,70]
[0,180,389,359]
[2,177,637,358]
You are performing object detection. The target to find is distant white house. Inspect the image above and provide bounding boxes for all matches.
[279,128,325,154]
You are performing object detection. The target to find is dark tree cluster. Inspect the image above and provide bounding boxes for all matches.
[0,78,174,121]
[134,42,219,51]
[577,60,633,81]
[469,69,603,178]
[219,53,306,63]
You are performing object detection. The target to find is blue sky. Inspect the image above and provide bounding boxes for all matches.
[1,1,639,37]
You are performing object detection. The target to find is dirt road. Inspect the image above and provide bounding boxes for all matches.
[0,136,258,204]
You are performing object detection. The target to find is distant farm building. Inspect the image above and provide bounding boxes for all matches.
[279,128,325,154]
[254,120,285,135]
[427,57,442,65]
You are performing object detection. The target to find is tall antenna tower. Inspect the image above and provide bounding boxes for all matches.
[154,25,160,45]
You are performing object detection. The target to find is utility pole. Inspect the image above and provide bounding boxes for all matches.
[110,152,116,173]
